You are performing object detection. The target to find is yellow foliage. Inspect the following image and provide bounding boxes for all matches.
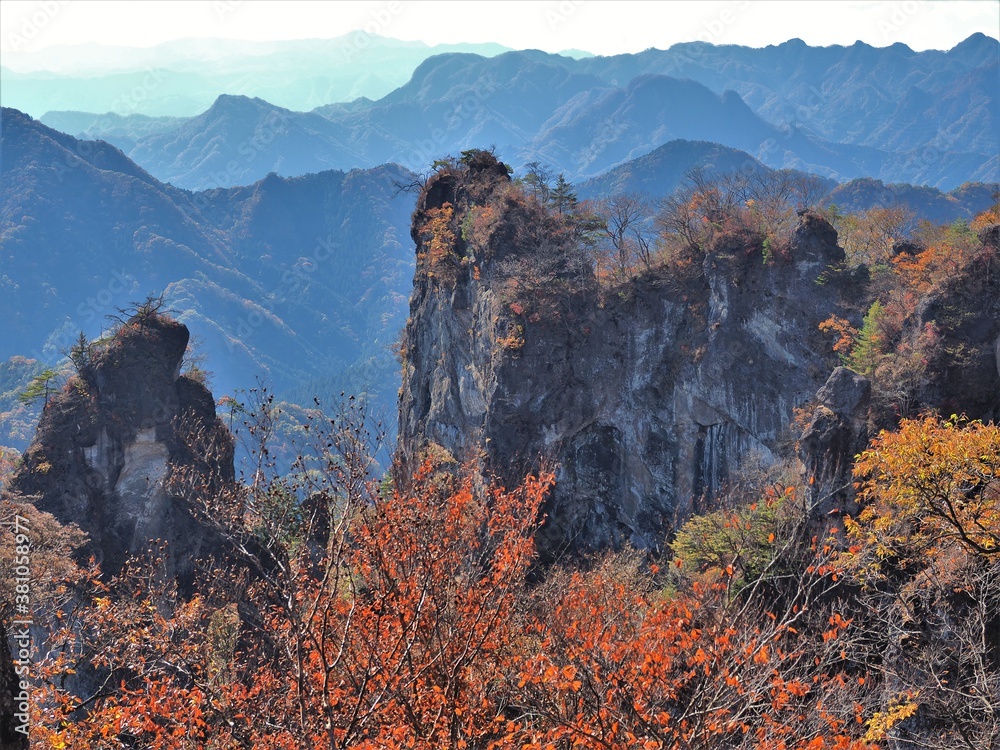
[418,202,457,272]
[846,416,1000,580]
[863,692,920,742]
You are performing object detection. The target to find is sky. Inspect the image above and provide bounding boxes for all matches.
[1,0,998,57]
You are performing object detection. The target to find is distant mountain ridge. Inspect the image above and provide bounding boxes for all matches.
[560,33,1000,156]
[125,95,371,191]
[0,108,415,422]
[823,178,999,224]
[36,35,998,190]
[1,35,514,115]
[575,140,834,200]
[576,141,997,224]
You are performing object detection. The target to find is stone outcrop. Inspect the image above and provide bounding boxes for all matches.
[798,366,870,516]
[398,155,852,559]
[907,226,1000,424]
[9,312,234,590]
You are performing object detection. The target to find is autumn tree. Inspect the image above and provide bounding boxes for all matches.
[521,161,553,203]
[842,416,1000,749]
[847,415,999,565]
[833,205,916,267]
[509,521,876,748]
[599,192,654,277]
[31,391,554,749]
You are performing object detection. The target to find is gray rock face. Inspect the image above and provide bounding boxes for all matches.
[10,314,234,588]
[399,162,849,558]
[814,366,871,418]
[908,237,1000,423]
[799,367,871,516]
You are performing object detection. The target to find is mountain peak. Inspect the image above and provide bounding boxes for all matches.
[948,32,1000,66]
[205,93,284,117]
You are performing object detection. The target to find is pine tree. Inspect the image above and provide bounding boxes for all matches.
[848,300,886,376]
[549,173,578,215]
[19,368,59,406]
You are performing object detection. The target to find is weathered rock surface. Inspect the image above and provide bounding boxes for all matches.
[9,313,234,589]
[908,232,1000,423]
[398,158,852,559]
[798,366,870,515]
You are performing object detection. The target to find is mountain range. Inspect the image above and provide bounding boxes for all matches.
[3,106,995,455]
[27,34,999,190]
[0,36,514,116]
[2,32,998,452]
[576,140,997,224]
[0,108,415,429]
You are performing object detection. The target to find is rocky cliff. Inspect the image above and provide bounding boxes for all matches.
[9,310,234,590]
[398,155,857,559]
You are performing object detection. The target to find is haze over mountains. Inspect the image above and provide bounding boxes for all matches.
[1,32,998,451]
[2,109,993,433]
[3,18,1000,747]
[1,109,415,427]
[21,33,1000,190]
[0,36,515,115]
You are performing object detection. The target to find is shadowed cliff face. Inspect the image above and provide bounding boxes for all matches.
[398,156,854,560]
[10,313,234,589]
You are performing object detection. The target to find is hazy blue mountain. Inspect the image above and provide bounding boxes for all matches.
[328,50,613,172]
[554,33,999,158]
[126,95,372,190]
[523,73,888,180]
[121,48,999,189]
[823,177,999,223]
[0,108,415,423]
[0,65,225,119]
[26,36,997,190]
[1,36,513,117]
[38,111,188,152]
[575,141,996,226]
[575,140,833,200]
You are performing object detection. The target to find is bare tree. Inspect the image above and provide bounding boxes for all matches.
[521,161,553,203]
[603,193,654,273]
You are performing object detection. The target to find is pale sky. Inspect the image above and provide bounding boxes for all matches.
[1,0,998,56]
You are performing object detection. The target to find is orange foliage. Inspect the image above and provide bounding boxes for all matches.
[418,202,457,278]
[512,553,876,749]
[28,461,554,749]
[818,316,858,356]
[18,451,887,749]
